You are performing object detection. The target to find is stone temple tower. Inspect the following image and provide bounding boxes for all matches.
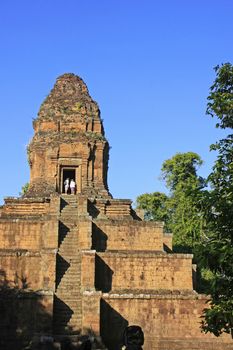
[0,74,232,350]
[27,74,110,198]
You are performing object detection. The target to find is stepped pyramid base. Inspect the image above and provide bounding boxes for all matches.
[0,73,232,349]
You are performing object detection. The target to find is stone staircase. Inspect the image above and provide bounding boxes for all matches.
[53,195,82,334]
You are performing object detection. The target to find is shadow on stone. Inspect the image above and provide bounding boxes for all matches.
[0,270,53,350]
[100,299,128,350]
[87,201,100,219]
[53,296,73,335]
[58,221,70,247]
[55,254,70,289]
[92,223,108,252]
[60,198,69,212]
[95,255,113,292]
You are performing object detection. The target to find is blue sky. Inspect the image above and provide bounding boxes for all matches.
[0,0,232,205]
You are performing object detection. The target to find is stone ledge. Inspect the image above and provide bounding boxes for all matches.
[0,248,57,257]
[0,288,54,298]
[0,215,48,221]
[102,291,208,300]
[97,251,193,259]
[156,338,233,348]
[81,249,96,255]
[4,196,50,203]
[93,218,165,227]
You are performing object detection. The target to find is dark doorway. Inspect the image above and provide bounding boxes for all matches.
[62,169,75,194]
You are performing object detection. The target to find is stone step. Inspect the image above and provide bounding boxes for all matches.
[60,237,79,242]
[57,277,81,281]
[60,211,78,215]
[57,286,81,291]
[57,270,80,275]
[60,208,78,212]
[58,255,80,260]
[59,223,76,228]
[58,254,80,259]
[59,236,78,242]
[60,264,81,269]
[61,196,78,201]
[58,274,81,280]
[59,268,81,277]
[56,286,81,291]
[55,292,81,297]
[57,256,81,261]
[69,316,82,321]
[54,306,81,314]
[57,266,81,275]
[54,296,82,301]
[55,293,81,298]
[61,200,78,204]
[68,318,82,324]
[60,212,78,216]
[59,244,80,248]
[59,272,80,277]
[57,279,81,284]
[54,309,81,314]
[58,251,80,256]
[69,318,82,324]
[56,285,81,289]
[60,241,79,245]
[57,262,81,268]
[59,265,81,270]
[61,208,78,212]
[59,240,75,246]
[57,283,81,287]
[58,280,81,284]
[59,228,78,234]
[58,261,81,266]
[57,260,80,265]
[60,234,79,238]
[68,320,82,327]
[55,296,82,301]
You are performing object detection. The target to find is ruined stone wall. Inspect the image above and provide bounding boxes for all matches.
[0,251,56,290]
[92,220,165,251]
[0,197,59,291]
[0,220,44,250]
[101,295,233,350]
[82,291,102,334]
[95,252,194,292]
[0,218,58,250]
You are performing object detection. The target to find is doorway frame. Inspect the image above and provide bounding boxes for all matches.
[59,165,81,194]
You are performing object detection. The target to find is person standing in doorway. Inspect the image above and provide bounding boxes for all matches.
[64,178,70,194]
[70,179,76,194]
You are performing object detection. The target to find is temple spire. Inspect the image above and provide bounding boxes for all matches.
[26,73,111,198]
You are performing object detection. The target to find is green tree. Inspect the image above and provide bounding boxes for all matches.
[195,63,233,337]
[161,152,205,251]
[19,182,29,196]
[136,152,205,252]
[136,191,169,223]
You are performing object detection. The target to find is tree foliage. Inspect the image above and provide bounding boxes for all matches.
[136,192,169,223]
[136,152,205,251]
[135,63,233,337]
[161,152,205,251]
[161,152,204,192]
[207,63,233,129]
[195,63,233,337]
[19,182,29,196]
